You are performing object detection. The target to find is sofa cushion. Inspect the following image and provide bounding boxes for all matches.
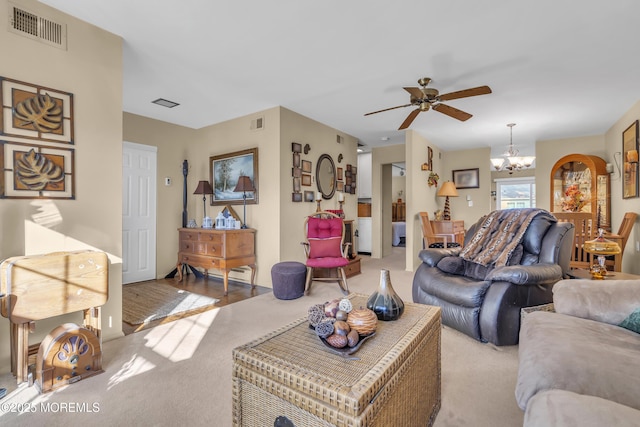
[436,256,465,275]
[521,216,553,255]
[516,311,640,411]
[437,245,524,281]
[553,279,640,325]
[308,237,342,258]
[619,307,640,334]
[524,390,640,427]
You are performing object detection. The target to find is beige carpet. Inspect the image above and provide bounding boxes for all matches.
[122,281,219,325]
[0,247,524,426]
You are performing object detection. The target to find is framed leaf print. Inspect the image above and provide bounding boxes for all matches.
[1,77,74,144]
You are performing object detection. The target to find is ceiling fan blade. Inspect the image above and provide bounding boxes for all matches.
[398,109,421,130]
[364,104,412,116]
[438,85,492,101]
[403,87,424,99]
[432,103,472,121]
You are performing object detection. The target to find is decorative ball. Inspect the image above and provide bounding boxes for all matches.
[324,299,341,318]
[338,298,353,313]
[335,310,348,321]
[325,333,348,348]
[307,310,325,327]
[308,304,326,326]
[333,320,351,336]
[315,320,335,338]
[347,329,360,347]
[346,307,378,336]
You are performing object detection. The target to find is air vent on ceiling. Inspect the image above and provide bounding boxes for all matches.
[152,98,180,108]
[8,3,67,50]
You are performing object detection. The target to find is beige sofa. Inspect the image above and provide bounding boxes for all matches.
[515,279,640,427]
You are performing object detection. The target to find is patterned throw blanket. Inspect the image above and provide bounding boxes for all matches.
[460,208,554,267]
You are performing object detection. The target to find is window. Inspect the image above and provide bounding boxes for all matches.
[495,177,536,210]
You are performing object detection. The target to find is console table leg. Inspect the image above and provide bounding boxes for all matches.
[176,262,183,282]
[249,264,256,290]
[223,270,229,296]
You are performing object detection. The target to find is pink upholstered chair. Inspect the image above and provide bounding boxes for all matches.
[302,211,350,295]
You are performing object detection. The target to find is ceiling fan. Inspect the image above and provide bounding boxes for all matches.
[364,77,492,130]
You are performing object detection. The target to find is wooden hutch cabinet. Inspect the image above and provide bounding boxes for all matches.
[550,154,611,230]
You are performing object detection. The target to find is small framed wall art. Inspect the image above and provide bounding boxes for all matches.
[623,120,638,199]
[452,168,480,189]
[1,141,75,199]
[1,77,74,144]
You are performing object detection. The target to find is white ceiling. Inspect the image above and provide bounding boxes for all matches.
[40,0,640,156]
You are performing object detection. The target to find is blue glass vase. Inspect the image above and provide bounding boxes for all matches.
[367,269,404,321]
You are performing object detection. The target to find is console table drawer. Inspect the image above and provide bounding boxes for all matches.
[179,231,200,241]
[177,227,256,296]
[180,253,222,270]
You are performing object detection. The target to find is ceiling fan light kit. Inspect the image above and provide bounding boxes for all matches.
[364,76,492,130]
[490,123,536,173]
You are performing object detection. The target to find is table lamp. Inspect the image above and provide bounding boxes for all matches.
[437,181,459,221]
[193,180,213,228]
[584,228,621,279]
[233,176,255,229]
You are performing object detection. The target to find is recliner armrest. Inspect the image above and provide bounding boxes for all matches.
[486,264,562,285]
[418,248,462,267]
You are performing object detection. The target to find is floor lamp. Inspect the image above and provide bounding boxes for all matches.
[437,181,459,221]
[234,176,255,229]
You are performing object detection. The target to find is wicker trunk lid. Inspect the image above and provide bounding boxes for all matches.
[232,294,441,427]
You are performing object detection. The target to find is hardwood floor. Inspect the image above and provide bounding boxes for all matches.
[122,273,271,335]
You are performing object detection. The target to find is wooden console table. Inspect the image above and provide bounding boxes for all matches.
[176,228,256,296]
[431,220,465,246]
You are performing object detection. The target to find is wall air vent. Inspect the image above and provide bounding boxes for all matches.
[250,116,264,131]
[8,4,67,50]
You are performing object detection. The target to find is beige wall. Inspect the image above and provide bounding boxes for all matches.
[534,134,605,211]
[0,0,123,373]
[604,101,640,273]
[442,147,493,229]
[371,143,407,260]
[279,108,358,263]
[124,106,357,287]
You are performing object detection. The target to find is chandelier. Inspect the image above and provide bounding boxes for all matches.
[490,123,535,173]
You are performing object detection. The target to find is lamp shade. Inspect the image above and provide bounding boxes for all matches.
[437,181,459,197]
[193,180,213,195]
[233,176,255,192]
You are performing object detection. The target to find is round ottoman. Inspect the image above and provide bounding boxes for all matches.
[271,262,307,300]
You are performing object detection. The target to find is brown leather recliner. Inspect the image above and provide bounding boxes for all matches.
[412,209,575,346]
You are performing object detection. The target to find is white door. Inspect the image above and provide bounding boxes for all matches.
[122,142,157,284]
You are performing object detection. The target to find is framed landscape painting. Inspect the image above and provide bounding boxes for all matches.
[210,148,258,205]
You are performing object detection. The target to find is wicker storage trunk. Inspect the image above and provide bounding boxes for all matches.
[232,294,441,427]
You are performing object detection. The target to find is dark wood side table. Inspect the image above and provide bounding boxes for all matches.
[176,228,256,295]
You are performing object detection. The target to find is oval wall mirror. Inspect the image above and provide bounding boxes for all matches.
[316,154,336,199]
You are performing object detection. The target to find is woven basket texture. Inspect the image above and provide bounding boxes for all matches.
[232,294,441,427]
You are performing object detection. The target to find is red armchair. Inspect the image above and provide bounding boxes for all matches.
[302,211,350,295]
